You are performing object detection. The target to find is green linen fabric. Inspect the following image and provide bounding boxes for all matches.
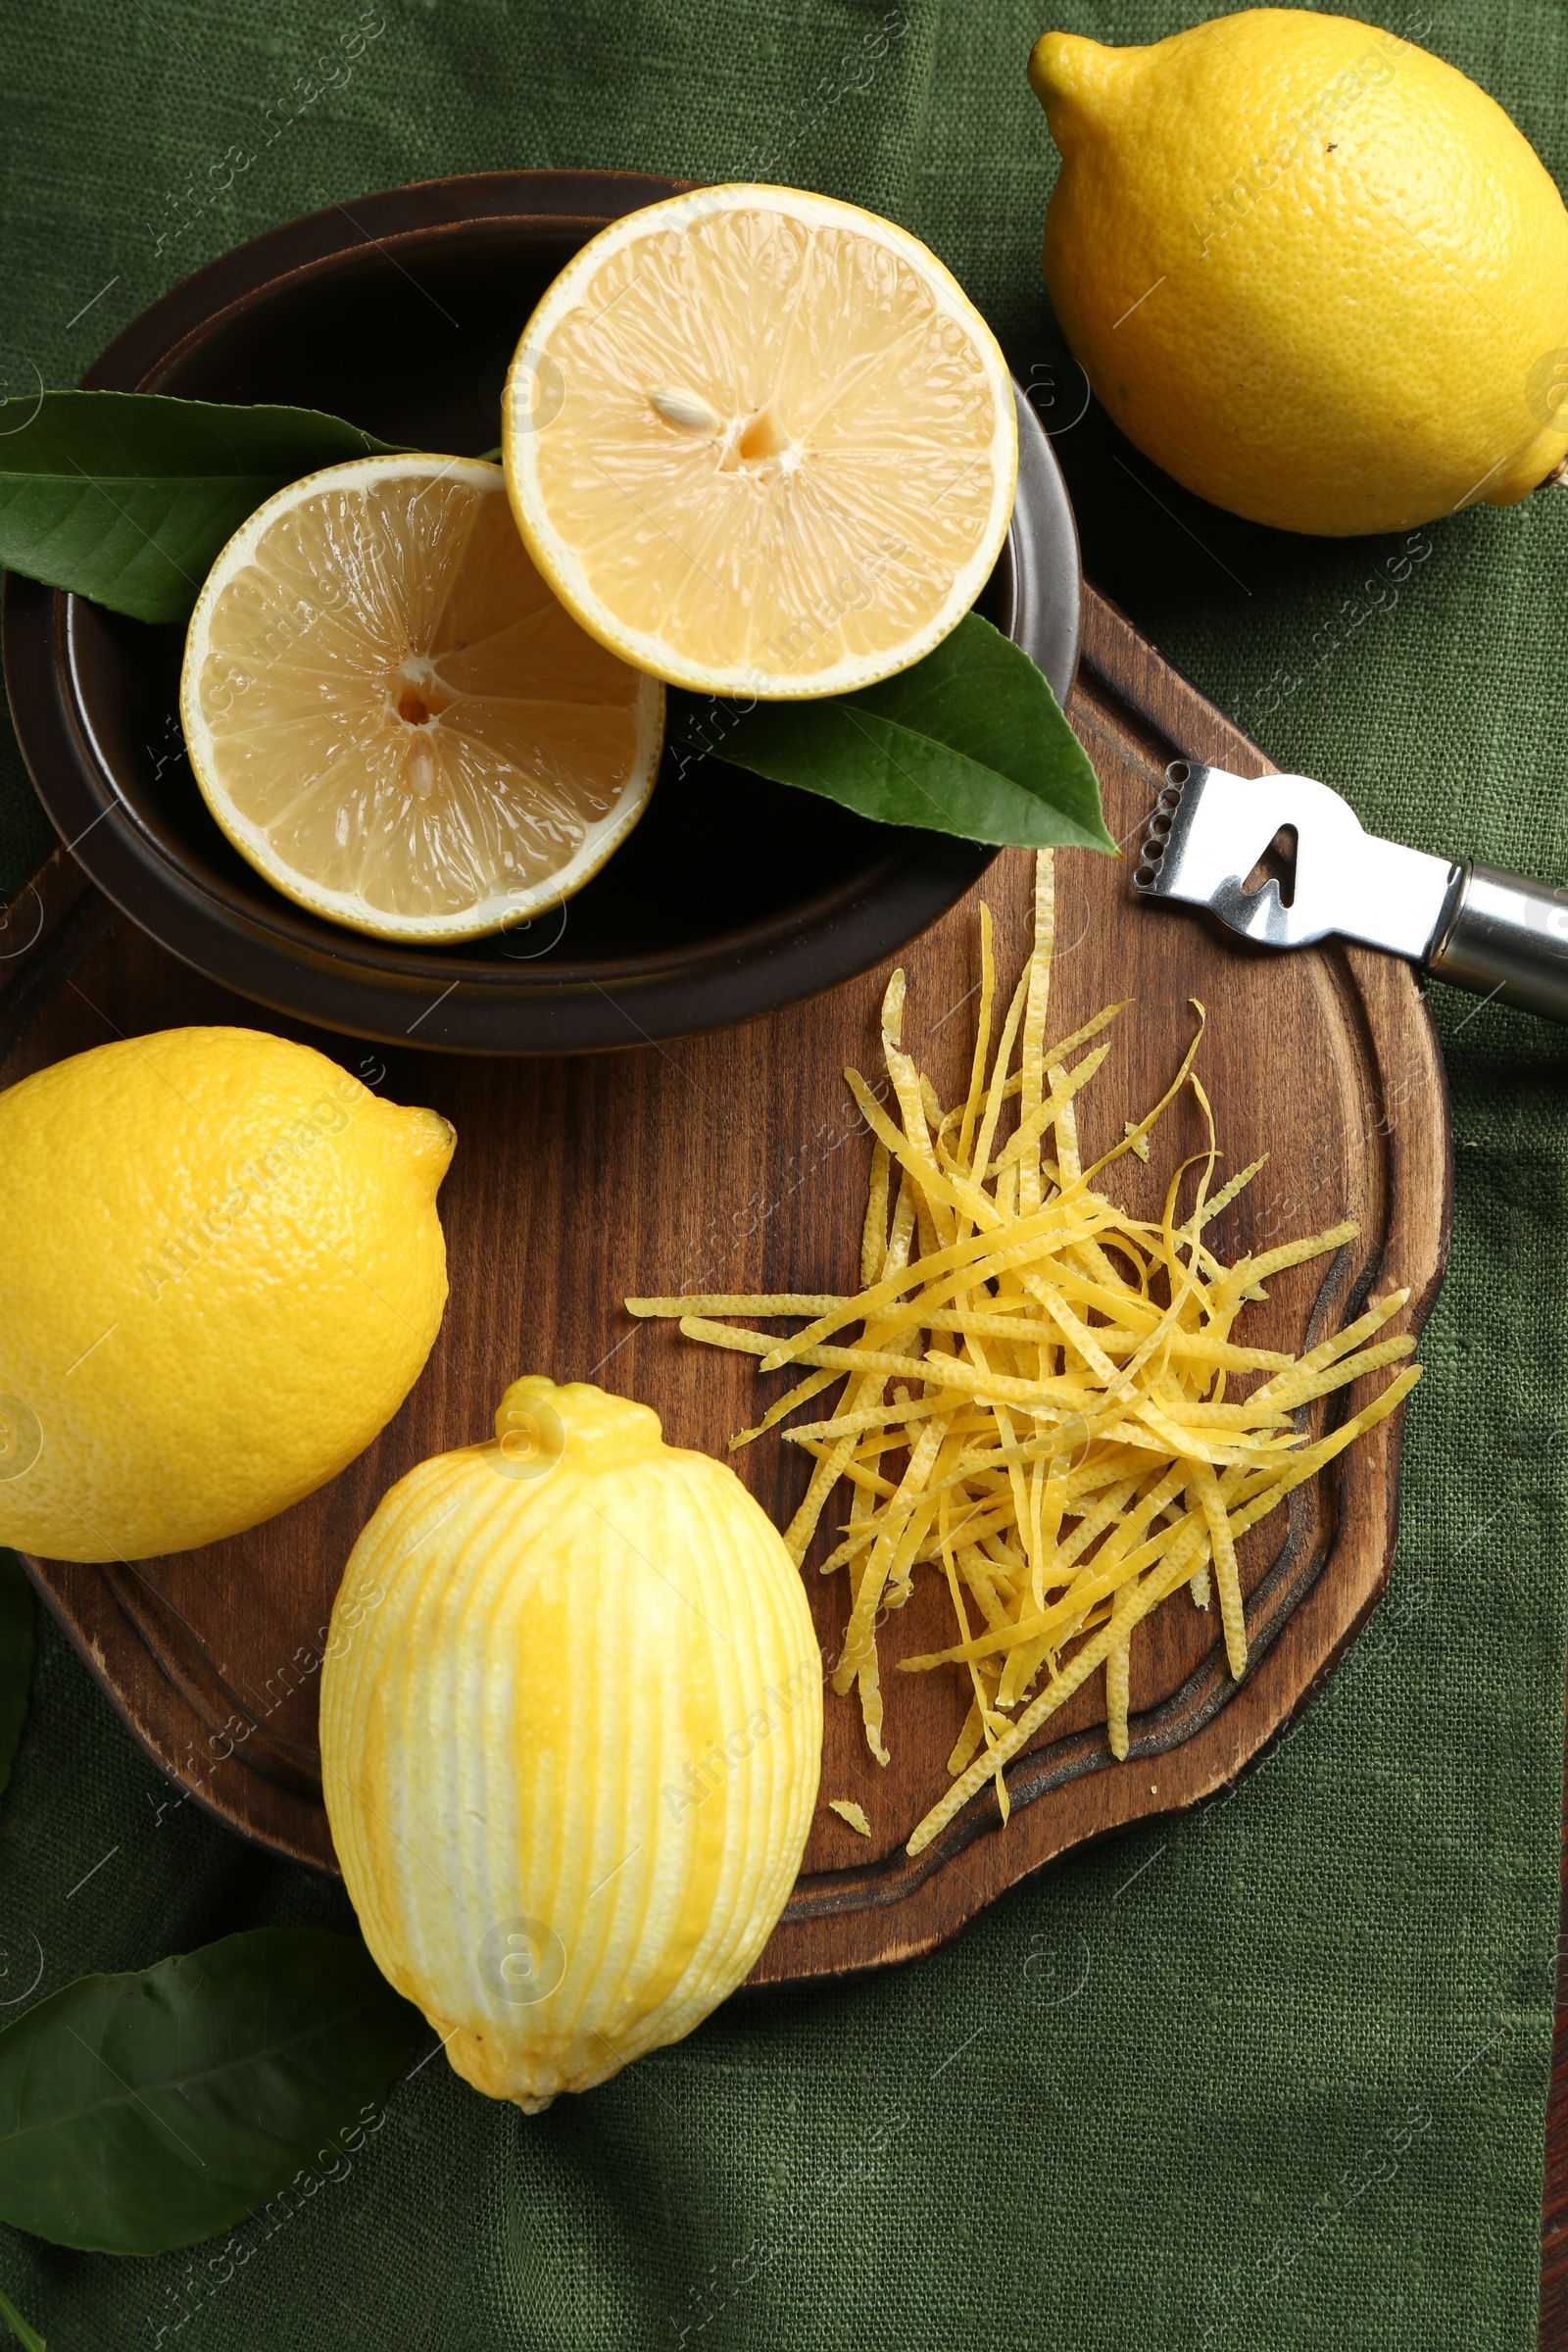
[1,1,1565,2344]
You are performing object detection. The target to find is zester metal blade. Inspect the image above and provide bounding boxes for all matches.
[1132,761,1460,960]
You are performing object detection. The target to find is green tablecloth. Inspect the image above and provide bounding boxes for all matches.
[3,3,1565,2344]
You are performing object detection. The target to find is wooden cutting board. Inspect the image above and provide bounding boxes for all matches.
[0,582,1449,1987]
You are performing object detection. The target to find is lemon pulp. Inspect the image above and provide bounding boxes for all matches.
[181,456,663,942]
[504,185,1017,698]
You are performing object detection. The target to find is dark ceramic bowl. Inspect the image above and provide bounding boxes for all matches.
[2,172,1081,1054]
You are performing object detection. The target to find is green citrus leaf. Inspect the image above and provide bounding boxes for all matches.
[0,391,403,623]
[0,1556,33,1811]
[0,1929,424,2253]
[667,612,1115,853]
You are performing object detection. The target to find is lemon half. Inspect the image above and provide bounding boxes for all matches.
[503,186,1018,699]
[181,456,663,943]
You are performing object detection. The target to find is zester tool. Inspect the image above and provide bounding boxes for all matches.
[1132,761,1568,1025]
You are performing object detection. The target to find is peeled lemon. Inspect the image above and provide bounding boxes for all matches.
[1030,12,1568,534]
[320,1377,822,2110]
[0,1028,452,1562]
[503,185,1017,697]
[181,456,663,942]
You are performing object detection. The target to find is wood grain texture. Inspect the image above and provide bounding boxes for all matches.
[0,584,1449,1986]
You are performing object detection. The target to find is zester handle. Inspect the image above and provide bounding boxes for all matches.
[1425,863,1568,1024]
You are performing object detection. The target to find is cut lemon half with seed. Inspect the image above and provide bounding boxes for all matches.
[503,185,1017,700]
[180,455,663,944]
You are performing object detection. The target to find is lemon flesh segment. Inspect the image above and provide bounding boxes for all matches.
[181,456,664,943]
[504,185,1018,698]
[1030,15,1568,537]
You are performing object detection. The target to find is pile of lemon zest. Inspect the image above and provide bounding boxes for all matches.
[631,903,1422,1827]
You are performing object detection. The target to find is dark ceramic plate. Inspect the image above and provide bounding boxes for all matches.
[2,171,1081,1054]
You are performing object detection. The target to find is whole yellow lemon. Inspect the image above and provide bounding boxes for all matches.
[320,1376,822,2111]
[1030,10,1568,533]
[0,1027,452,1562]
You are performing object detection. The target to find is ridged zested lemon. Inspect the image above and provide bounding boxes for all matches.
[0,1027,453,1562]
[504,185,1017,696]
[1030,11,1568,534]
[320,1377,822,2110]
[181,456,663,941]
